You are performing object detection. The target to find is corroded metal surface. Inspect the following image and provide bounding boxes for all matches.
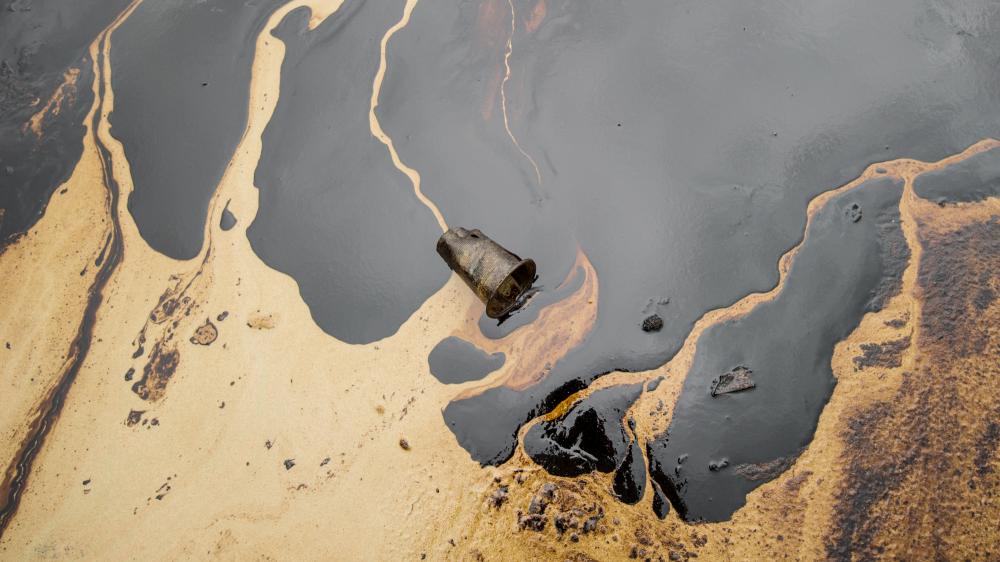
[437,227,536,318]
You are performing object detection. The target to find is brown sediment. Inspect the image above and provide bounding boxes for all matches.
[22,68,81,137]
[124,410,145,427]
[524,0,546,35]
[734,448,805,482]
[369,0,448,233]
[130,341,180,402]
[851,338,910,371]
[824,149,1000,560]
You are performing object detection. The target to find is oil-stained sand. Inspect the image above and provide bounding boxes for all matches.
[377,0,1000,480]
[648,176,908,522]
[2,0,1000,560]
[0,0,132,247]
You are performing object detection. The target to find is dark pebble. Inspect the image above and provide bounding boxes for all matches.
[642,314,663,332]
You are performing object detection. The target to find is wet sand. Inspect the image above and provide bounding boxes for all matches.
[2,0,1000,560]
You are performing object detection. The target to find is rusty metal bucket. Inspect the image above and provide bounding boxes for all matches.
[436,228,536,318]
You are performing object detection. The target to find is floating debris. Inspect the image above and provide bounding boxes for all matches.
[642,314,663,332]
[436,228,536,319]
[847,203,863,222]
[712,366,755,397]
[708,459,729,471]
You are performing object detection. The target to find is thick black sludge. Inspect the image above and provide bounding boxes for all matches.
[647,177,906,522]
[913,144,1000,205]
[428,337,505,385]
[612,439,646,505]
[0,0,130,248]
[393,1,1000,474]
[523,383,642,476]
[109,0,286,260]
[248,3,449,345]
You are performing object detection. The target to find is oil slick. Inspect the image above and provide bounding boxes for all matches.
[429,140,1000,560]
[500,0,542,189]
[22,68,81,137]
[2,0,1000,559]
[369,0,447,233]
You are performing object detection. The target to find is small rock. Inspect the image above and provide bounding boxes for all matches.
[528,482,559,514]
[399,438,411,451]
[708,459,729,471]
[284,459,295,470]
[488,485,508,509]
[712,365,755,396]
[554,512,581,534]
[642,314,663,332]
[847,203,863,222]
[518,514,547,532]
[936,197,948,207]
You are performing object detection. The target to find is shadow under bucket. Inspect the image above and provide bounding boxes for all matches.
[436,228,536,318]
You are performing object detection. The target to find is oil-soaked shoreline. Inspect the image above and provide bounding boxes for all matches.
[0,0,131,248]
[385,0,1000,483]
[109,0,286,260]
[2,0,1000,558]
[0,8,132,534]
[248,1,449,344]
[913,144,1000,205]
[648,177,906,522]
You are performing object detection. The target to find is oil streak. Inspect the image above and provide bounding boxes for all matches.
[0,2,139,535]
[369,0,448,233]
[501,0,541,190]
